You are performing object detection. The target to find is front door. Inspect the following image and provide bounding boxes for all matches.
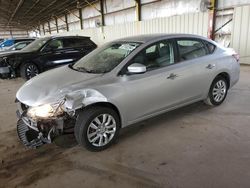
[40,38,74,69]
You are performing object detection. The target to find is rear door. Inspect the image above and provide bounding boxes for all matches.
[174,38,216,99]
[62,37,97,62]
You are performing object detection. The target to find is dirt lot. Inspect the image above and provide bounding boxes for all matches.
[0,66,250,188]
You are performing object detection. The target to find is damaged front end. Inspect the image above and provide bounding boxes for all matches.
[16,100,76,148]
[16,89,108,148]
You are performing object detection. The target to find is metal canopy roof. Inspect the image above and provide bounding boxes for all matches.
[0,0,96,30]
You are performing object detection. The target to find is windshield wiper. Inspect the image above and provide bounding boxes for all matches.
[69,64,88,72]
[69,64,105,74]
[75,66,97,73]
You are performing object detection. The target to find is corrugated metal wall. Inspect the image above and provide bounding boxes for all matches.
[0,29,28,38]
[231,5,250,64]
[58,12,209,45]
[35,0,250,65]
[218,0,250,9]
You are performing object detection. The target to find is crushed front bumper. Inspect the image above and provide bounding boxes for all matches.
[16,102,65,148]
[17,119,43,148]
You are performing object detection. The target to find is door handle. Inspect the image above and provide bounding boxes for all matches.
[206,64,215,69]
[167,73,178,80]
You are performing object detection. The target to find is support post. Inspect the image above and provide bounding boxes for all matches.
[208,0,217,40]
[42,24,45,35]
[79,8,83,30]
[100,0,105,26]
[65,14,69,31]
[55,17,59,33]
[37,25,41,36]
[135,0,141,21]
[10,29,13,38]
[48,21,51,34]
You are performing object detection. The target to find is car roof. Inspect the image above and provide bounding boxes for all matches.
[50,35,90,39]
[115,33,212,43]
[14,41,32,44]
[12,38,35,40]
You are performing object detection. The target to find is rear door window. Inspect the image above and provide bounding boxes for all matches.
[204,41,216,54]
[63,38,95,48]
[177,39,208,61]
[63,38,78,48]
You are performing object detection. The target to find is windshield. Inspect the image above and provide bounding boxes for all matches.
[72,42,141,73]
[9,42,27,50]
[21,37,50,52]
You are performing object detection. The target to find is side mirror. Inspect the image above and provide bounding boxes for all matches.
[127,63,146,74]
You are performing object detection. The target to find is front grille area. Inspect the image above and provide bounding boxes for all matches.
[17,119,43,148]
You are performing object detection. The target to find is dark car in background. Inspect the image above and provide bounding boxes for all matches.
[0,36,97,80]
[0,38,35,51]
[0,41,33,53]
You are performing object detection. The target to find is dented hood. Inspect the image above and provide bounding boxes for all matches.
[16,65,102,106]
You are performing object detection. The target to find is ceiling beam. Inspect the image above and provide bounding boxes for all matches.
[25,0,76,26]
[28,0,79,25]
[19,0,97,29]
[26,0,58,23]
[22,0,41,17]
[0,6,11,15]
[31,0,96,26]
[84,0,100,13]
[7,0,25,25]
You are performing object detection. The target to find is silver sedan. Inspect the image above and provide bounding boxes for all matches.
[16,34,240,151]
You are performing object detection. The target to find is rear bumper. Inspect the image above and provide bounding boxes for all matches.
[230,63,240,88]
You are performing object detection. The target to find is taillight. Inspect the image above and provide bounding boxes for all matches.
[232,53,240,62]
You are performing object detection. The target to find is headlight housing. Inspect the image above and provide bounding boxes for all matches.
[27,103,63,119]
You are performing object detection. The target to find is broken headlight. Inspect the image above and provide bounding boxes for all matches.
[27,103,64,119]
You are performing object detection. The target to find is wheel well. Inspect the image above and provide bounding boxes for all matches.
[83,102,122,124]
[18,61,40,73]
[217,72,230,88]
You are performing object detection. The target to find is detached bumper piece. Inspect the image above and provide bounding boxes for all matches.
[17,119,43,148]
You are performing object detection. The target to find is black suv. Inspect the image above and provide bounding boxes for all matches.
[0,36,97,80]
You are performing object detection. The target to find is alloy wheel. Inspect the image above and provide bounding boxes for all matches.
[212,80,227,103]
[26,64,39,79]
[87,114,116,147]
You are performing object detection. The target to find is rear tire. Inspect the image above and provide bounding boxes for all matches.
[20,63,39,80]
[74,106,120,151]
[204,76,228,106]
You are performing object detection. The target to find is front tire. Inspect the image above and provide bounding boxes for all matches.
[74,106,120,151]
[204,76,228,106]
[20,63,39,80]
